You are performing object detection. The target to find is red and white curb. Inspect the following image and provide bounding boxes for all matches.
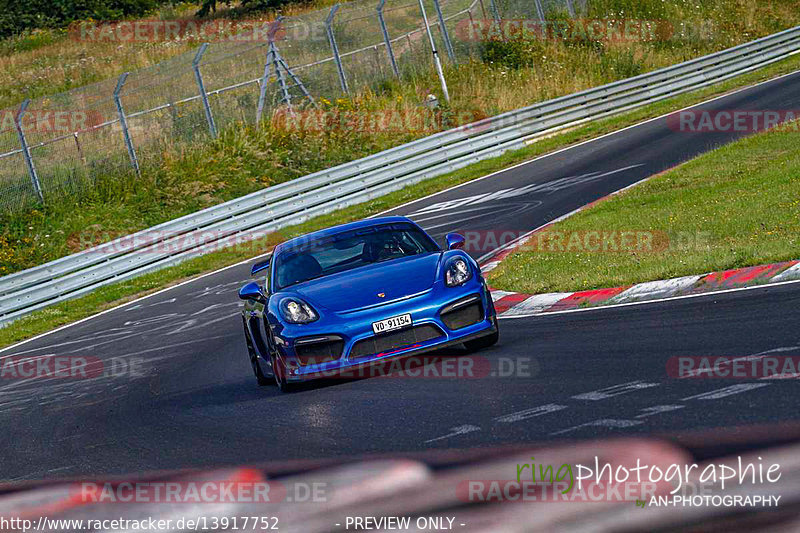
[486,260,800,317]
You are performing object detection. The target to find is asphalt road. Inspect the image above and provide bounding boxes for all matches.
[1,70,799,483]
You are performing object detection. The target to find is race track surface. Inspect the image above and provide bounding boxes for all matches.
[2,71,800,482]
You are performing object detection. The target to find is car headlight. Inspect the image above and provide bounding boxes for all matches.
[279,298,319,324]
[445,257,473,287]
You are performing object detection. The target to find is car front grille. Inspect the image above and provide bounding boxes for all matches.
[294,335,344,366]
[349,324,444,360]
[440,296,484,330]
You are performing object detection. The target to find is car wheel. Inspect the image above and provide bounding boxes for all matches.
[464,328,499,352]
[270,352,297,393]
[243,319,272,386]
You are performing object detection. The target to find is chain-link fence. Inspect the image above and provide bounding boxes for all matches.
[0,0,583,213]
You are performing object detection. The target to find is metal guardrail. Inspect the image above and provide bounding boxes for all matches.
[2,25,800,327]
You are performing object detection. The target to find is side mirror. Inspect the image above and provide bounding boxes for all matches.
[445,233,466,250]
[238,282,266,303]
[251,258,271,277]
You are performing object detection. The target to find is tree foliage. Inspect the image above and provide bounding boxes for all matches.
[0,0,176,39]
[196,0,311,18]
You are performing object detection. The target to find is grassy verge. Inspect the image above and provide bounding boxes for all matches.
[3,0,800,269]
[1,54,800,349]
[1,0,797,110]
[488,117,800,295]
[0,1,338,108]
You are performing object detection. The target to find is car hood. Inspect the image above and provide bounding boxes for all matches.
[294,253,442,312]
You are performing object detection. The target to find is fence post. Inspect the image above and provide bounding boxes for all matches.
[256,18,285,125]
[277,55,316,107]
[565,0,575,17]
[432,0,456,63]
[14,99,43,202]
[273,45,293,109]
[113,73,140,177]
[376,0,400,77]
[192,43,218,138]
[326,4,349,94]
[256,51,273,125]
[488,0,501,23]
[533,0,546,23]
[417,0,450,103]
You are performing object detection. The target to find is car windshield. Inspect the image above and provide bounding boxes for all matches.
[273,223,440,290]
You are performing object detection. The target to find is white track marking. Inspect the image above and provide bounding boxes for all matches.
[682,383,769,401]
[635,405,685,419]
[480,261,501,273]
[502,293,571,315]
[761,371,800,380]
[772,262,800,282]
[494,404,567,423]
[498,277,800,320]
[551,419,644,436]
[424,425,481,443]
[474,166,649,266]
[490,290,515,302]
[409,171,609,217]
[108,334,236,359]
[610,275,704,304]
[376,68,800,218]
[409,203,504,224]
[0,252,270,355]
[679,345,800,378]
[572,381,659,401]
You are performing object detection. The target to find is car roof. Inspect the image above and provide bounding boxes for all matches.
[274,216,419,253]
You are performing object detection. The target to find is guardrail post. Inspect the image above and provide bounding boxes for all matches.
[417,0,450,103]
[326,5,349,94]
[377,0,400,77]
[14,99,43,202]
[193,43,218,138]
[113,73,140,177]
[432,0,456,63]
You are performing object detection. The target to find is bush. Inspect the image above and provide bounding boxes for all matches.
[197,0,312,17]
[0,0,174,39]
[481,37,546,70]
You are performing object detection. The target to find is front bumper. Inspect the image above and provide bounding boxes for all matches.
[273,280,496,382]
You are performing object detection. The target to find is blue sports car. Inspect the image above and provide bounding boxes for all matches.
[238,216,499,391]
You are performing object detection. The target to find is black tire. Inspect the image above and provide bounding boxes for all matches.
[243,320,272,386]
[464,328,499,352]
[270,351,297,393]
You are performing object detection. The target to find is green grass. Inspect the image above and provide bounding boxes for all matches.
[2,54,800,349]
[488,117,800,295]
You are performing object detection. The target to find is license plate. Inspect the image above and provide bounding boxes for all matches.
[372,314,412,334]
